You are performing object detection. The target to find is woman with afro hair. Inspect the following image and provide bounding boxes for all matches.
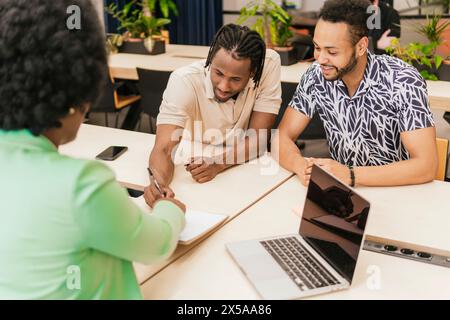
[0,0,185,299]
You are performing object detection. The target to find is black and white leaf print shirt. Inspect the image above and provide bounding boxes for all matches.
[290,53,435,167]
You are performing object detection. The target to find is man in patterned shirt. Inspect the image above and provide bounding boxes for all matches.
[273,0,437,187]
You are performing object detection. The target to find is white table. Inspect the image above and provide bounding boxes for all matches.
[60,124,293,283]
[109,44,450,112]
[425,81,450,112]
[109,45,210,80]
[141,176,450,299]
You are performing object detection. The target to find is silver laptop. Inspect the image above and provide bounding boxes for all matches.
[226,165,371,300]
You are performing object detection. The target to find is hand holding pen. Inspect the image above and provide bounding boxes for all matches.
[147,167,165,196]
[144,167,175,207]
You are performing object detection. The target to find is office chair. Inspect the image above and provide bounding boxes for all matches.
[290,34,314,61]
[436,138,449,181]
[136,68,172,134]
[444,112,450,126]
[91,72,141,128]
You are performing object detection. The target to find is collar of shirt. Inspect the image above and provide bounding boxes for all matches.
[334,52,381,99]
[0,129,57,153]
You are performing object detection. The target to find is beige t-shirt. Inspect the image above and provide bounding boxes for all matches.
[156,49,282,144]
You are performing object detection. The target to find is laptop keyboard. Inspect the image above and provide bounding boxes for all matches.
[260,237,341,291]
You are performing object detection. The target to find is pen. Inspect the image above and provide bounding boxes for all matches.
[147,167,165,197]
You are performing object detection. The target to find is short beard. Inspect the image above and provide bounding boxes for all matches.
[325,51,358,81]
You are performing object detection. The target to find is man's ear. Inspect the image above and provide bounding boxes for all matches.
[357,37,369,56]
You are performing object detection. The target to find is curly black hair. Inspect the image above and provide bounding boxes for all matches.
[0,0,107,135]
[319,0,372,45]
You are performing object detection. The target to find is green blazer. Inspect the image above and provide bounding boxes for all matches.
[0,130,185,299]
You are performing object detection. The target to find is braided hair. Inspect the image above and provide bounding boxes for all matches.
[205,24,266,88]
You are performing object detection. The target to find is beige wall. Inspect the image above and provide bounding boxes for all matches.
[399,19,428,46]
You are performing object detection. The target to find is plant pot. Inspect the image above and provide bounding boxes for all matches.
[274,46,297,66]
[438,61,450,81]
[119,39,149,55]
[412,60,440,80]
[118,37,166,55]
[144,37,166,55]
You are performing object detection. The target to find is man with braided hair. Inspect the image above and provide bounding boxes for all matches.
[145,24,282,207]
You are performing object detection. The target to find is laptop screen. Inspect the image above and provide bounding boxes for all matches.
[299,165,370,282]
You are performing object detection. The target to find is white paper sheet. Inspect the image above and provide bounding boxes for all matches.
[130,196,227,245]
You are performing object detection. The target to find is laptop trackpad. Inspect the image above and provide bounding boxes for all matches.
[229,240,291,280]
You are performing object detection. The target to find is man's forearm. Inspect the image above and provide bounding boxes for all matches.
[149,149,175,186]
[272,132,307,176]
[354,158,436,187]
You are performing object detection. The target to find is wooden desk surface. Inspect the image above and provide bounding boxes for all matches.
[425,81,450,112]
[141,176,450,299]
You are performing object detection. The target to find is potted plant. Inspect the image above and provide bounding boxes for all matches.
[106,0,171,55]
[106,33,124,55]
[145,0,179,44]
[387,39,443,80]
[415,14,450,80]
[237,0,296,66]
[270,10,296,66]
[387,14,450,81]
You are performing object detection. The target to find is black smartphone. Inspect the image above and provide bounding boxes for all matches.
[95,146,128,161]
